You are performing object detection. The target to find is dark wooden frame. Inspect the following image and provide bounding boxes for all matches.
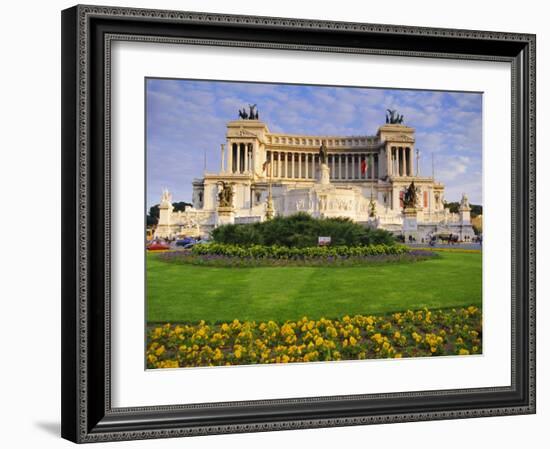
[61,4,536,443]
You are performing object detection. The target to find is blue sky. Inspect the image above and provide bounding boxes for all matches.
[146,79,482,208]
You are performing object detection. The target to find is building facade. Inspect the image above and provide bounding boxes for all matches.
[154,113,475,242]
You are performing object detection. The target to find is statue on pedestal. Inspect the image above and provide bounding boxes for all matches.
[160,188,172,206]
[403,181,419,209]
[319,140,328,165]
[459,192,471,210]
[217,181,234,208]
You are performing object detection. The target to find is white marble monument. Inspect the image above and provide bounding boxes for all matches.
[153,108,476,242]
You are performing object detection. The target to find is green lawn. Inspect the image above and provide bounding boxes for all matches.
[146,251,482,323]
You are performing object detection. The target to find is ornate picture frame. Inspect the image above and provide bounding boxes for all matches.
[61,4,536,443]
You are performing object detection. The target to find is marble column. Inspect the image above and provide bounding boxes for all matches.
[395,147,401,176]
[227,142,233,173]
[344,155,348,179]
[234,143,238,173]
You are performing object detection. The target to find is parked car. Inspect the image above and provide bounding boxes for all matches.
[182,239,209,250]
[176,237,196,247]
[146,240,170,251]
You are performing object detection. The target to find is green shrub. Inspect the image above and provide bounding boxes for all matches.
[211,213,395,247]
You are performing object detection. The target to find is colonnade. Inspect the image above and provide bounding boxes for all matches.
[266,150,378,180]
[388,146,413,177]
[222,143,382,180]
[224,142,255,174]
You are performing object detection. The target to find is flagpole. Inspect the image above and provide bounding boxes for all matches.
[266,158,274,220]
[369,154,373,200]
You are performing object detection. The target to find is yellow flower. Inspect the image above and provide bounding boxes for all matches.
[412,332,422,344]
[349,336,357,346]
[157,360,179,368]
[371,333,384,345]
[155,345,165,356]
[281,323,294,336]
[303,351,319,362]
[458,348,470,356]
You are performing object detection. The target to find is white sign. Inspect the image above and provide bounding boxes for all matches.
[318,236,331,246]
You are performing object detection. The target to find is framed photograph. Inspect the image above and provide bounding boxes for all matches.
[61,4,536,443]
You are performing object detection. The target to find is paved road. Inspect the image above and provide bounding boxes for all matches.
[406,242,482,250]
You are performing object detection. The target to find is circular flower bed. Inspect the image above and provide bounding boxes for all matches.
[158,248,436,268]
[146,306,482,369]
[192,242,409,258]
[157,243,436,268]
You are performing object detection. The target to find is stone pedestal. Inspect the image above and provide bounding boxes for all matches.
[402,207,418,242]
[317,163,331,185]
[216,206,235,226]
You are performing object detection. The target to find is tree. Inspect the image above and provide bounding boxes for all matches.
[444,201,482,218]
[172,201,193,212]
[148,204,160,224]
[146,201,193,225]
